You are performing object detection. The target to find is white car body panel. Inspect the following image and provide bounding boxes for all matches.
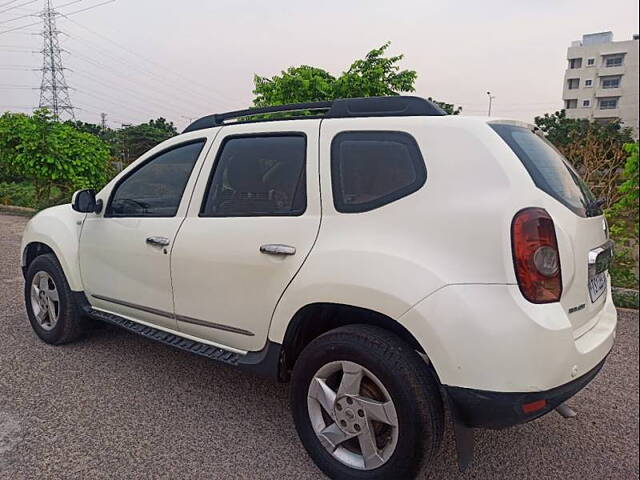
[78,130,218,330]
[20,114,617,394]
[170,120,322,352]
[20,204,86,291]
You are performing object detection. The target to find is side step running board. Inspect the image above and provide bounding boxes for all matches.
[84,306,284,380]
[88,308,241,365]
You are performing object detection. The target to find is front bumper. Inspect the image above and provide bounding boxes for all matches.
[444,356,607,429]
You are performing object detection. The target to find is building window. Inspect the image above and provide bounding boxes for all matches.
[599,97,619,110]
[568,58,582,69]
[565,99,578,109]
[603,54,624,67]
[567,78,580,90]
[582,99,591,108]
[587,58,595,66]
[584,79,593,87]
[601,76,621,89]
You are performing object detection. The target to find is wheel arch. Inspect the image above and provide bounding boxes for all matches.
[21,206,85,291]
[280,302,427,375]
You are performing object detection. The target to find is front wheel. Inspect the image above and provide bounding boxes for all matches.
[24,253,86,345]
[290,325,444,480]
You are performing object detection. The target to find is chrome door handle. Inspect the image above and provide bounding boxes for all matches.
[260,244,296,256]
[146,236,170,247]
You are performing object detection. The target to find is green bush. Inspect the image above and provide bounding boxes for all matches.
[0,109,110,206]
[0,182,36,208]
[0,181,66,209]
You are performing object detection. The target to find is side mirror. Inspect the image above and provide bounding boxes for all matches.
[71,189,98,213]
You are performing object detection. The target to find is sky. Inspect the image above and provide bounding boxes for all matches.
[0,0,638,130]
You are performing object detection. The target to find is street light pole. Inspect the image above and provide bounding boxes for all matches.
[486,91,495,116]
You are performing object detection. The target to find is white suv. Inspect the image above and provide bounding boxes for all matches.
[21,97,617,479]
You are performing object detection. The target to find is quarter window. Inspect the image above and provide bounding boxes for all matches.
[200,135,306,217]
[107,140,205,217]
[331,131,426,213]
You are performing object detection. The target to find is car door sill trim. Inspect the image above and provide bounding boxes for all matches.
[175,313,255,336]
[91,294,174,319]
[91,294,255,336]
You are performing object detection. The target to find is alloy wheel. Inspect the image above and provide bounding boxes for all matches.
[30,271,60,331]
[307,360,399,470]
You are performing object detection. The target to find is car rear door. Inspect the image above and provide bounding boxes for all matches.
[170,120,321,352]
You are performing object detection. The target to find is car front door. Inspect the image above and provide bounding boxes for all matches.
[79,135,212,331]
[170,120,321,352]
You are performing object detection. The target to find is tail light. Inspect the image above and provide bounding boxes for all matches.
[511,208,562,303]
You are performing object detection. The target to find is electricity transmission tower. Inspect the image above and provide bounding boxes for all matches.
[38,0,75,120]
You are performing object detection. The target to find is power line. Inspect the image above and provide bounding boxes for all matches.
[60,0,113,17]
[66,47,209,115]
[62,15,242,107]
[0,11,35,24]
[0,0,22,9]
[0,0,37,15]
[0,0,108,35]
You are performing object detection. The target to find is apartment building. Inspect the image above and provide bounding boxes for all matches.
[562,32,639,136]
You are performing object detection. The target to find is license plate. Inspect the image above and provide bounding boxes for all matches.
[588,271,607,302]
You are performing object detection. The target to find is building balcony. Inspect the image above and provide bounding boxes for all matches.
[593,107,620,118]
[595,87,623,97]
[597,65,625,76]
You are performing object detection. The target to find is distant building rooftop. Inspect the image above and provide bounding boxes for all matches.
[571,32,639,47]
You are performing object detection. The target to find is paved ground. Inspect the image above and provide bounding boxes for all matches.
[0,213,638,479]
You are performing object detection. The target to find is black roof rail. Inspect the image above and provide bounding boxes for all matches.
[182,96,446,133]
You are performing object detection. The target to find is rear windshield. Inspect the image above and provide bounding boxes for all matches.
[491,123,599,217]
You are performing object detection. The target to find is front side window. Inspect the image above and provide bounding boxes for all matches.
[200,135,306,217]
[331,131,426,213]
[107,140,205,217]
[491,124,597,217]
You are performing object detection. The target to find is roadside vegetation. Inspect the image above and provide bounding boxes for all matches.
[0,42,638,306]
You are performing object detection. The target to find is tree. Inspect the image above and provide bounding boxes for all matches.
[116,118,177,163]
[252,42,461,114]
[534,110,634,208]
[0,109,110,206]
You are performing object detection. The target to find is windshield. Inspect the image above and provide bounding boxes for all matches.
[491,123,599,217]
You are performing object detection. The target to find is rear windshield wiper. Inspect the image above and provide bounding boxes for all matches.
[585,199,605,217]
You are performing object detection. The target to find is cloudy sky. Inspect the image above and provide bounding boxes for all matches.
[1,0,638,130]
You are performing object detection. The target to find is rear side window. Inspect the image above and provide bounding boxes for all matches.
[491,124,597,217]
[200,135,306,217]
[331,131,426,213]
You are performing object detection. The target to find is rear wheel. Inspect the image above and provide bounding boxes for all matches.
[25,253,86,345]
[290,325,444,480]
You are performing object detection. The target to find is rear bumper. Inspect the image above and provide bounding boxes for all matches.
[445,356,606,429]
[400,283,617,392]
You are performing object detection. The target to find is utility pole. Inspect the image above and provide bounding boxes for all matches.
[38,0,75,120]
[486,91,495,117]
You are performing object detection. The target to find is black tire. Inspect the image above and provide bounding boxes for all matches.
[290,324,444,480]
[24,253,86,345]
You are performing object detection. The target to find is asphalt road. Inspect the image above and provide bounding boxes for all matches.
[0,213,638,479]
